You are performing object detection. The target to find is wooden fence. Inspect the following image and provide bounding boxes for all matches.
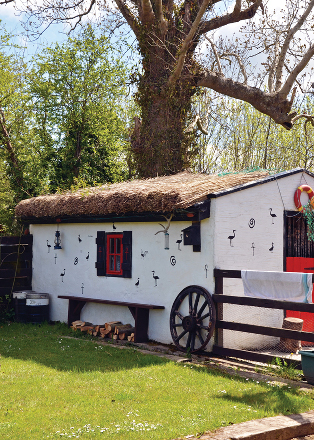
[0,235,33,318]
[212,268,314,365]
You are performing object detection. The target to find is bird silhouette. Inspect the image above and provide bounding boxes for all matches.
[269,208,277,224]
[47,240,51,253]
[152,271,159,286]
[141,250,148,258]
[60,269,66,282]
[78,235,82,242]
[113,223,117,230]
[269,242,274,252]
[135,278,140,286]
[228,230,236,247]
[86,252,89,260]
[176,234,183,250]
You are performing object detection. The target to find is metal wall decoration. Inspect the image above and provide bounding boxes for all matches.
[47,240,51,253]
[176,234,183,250]
[170,256,176,266]
[228,230,236,247]
[152,271,159,286]
[141,250,148,258]
[74,257,79,265]
[269,242,274,252]
[60,269,65,282]
[54,254,57,264]
[251,243,255,256]
[204,264,208,278]
[81,283,84,294]
[248,218,255,228]
[78,235,82,243]
[86,252,89,260]
[135,278,140,286]
[164,231,169,250]
[269,208,277,224]
[113,223,117,230]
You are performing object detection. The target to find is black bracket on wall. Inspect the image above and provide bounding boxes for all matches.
[182,221,201,252]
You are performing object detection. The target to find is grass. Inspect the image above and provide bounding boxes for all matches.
[0,323,314,439]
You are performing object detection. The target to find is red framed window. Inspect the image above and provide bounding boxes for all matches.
[106,233,123,275]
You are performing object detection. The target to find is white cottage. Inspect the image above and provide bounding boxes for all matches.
[15,168,314,353]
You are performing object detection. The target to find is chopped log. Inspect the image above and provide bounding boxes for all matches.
[127,333,135,342]
[105,321,122,333]
[280,317,303,353]
[114,323,133,335]
[80,325,94,332]
[118,327,135,340]
[113,334,118,340]
[72,320,85,328]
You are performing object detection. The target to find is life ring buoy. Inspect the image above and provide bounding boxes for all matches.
[294,185,314,211]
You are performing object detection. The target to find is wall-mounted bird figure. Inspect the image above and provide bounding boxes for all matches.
[228,230,236,247]
[152,271,159,286]
[78,235,82,243]
[176,233,183,251]
[269,242,274,252]
[251,243,255,256]
[86,252,89,260]
[141,250,148,258]
[135,278,140,286]
[60,269,66,282]
[269,208,277,224]
[113,223,116,230]
[47,240,51,253]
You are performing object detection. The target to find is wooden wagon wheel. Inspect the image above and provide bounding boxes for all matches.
[170,285,216,353]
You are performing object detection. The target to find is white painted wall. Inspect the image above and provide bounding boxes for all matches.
[30,219,214,346]
[30,170,314,351]
[211,171,314,349]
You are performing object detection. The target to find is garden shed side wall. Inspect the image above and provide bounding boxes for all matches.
[211,171,314,349]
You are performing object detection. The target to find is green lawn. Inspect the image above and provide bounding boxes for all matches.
[0,322,314,439]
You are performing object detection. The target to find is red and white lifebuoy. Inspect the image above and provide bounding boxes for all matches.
[294,185,314,212]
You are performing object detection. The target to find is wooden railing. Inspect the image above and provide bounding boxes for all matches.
[213,269,314,365]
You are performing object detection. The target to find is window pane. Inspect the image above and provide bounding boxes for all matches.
[110,255,115,271]
[116,255,121,271]
[116,238,121,253]
[110,238,115,254]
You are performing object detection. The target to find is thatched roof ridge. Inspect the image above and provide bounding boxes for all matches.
[15,170,270,219]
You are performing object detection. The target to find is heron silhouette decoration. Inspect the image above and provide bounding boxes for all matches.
[269,208,277,224]
[152,271,159,286]
[228,230,236,247]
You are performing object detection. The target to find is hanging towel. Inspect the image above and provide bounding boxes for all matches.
[241,270,313,303]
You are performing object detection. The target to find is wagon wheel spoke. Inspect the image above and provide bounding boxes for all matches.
[193,292,200,314]
[197,300,208,318]
[175,329,188,342]
[173,323,183,328]
[189,292,193,314]
[190,331,196,352]
[186,331,192,349]
[175,311,184,320]
[199,312,210,321]
[197,329,204,346]
[198,324,211,330]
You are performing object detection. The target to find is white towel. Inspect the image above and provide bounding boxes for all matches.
[241,270,313,303]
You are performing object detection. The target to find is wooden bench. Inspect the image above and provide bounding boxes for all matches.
[58,295,165,343]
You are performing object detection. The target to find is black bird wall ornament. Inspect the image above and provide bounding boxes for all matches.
[269,208,277,224]
[60,269,66,282]
[269,242,274,252]
[135,278,140,286]
[47,240,51,253]
[152,271,159,286]
[228,230,236,247]
[176,233,183,251]
[78,235,82,243]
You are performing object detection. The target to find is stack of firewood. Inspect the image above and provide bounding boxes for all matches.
[71,320,135,341]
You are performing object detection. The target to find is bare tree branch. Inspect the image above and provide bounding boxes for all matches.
[221,52,247,84]
[205,36,223,75]
[198,71,295,128]
[114,0,140,37]
[200,0,263,35]
[268,32,280,93]
[186,114,209,134]
[167,0,212,87]
[153,0,167,35]
[275,0,314,91]
[280,44,314,98]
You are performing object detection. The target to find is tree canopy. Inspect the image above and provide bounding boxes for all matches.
[4,0,314,177]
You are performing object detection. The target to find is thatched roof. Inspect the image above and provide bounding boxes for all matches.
[15,170,270,219]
